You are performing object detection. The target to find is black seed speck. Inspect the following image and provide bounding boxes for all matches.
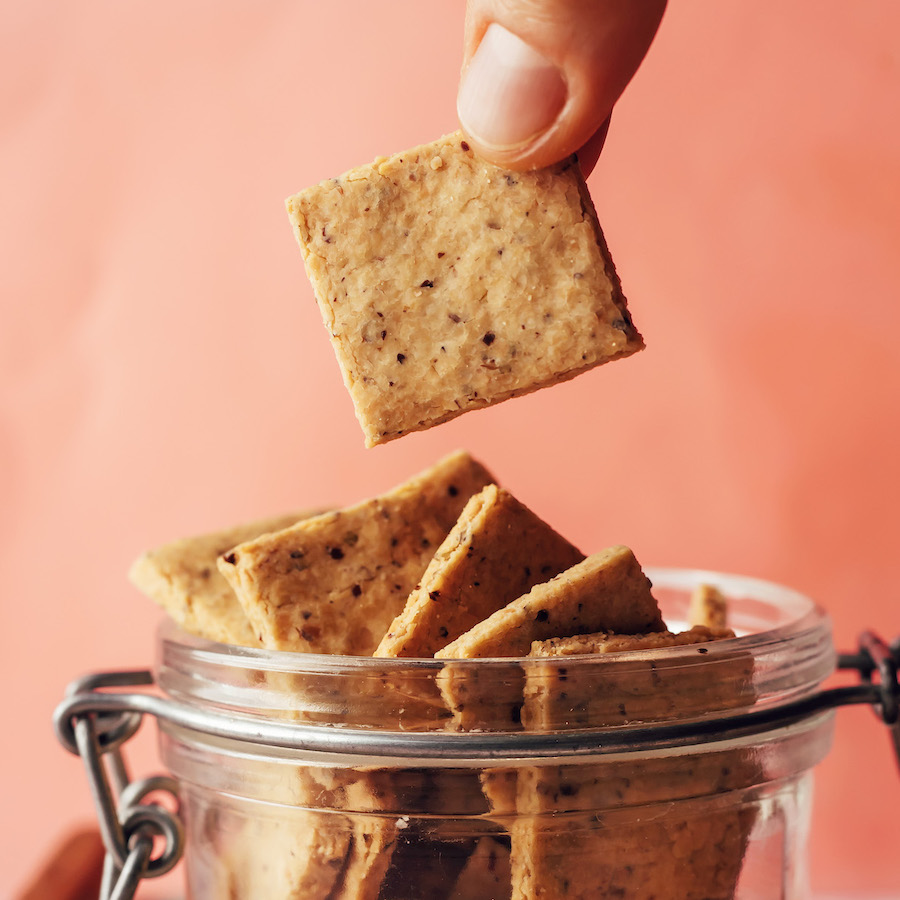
[290,550,304,559]
[438,626,449,638]
[437,251,445,258]
[448,485,459,497]
[429,590,441,601]
[397,353,406,364]
[482,332,495,345]
[460,140,470,151]
[535,609,549,622]
[448,313,461,323]
[351,584,362,597]
[698,647,709,654]
[420,279,434,288]
[329,547,344,560]
[223,552,236,565]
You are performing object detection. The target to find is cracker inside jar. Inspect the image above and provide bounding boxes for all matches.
[130,452,756,900]
[286,132,643,447]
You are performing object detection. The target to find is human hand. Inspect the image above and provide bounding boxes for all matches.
[457,0,667,174]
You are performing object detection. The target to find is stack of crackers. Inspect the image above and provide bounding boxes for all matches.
[131,450,757,899]
[130,135,757,898]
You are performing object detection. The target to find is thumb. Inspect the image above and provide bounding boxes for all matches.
[457,0,666,173]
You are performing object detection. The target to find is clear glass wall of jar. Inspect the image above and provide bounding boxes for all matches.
[155,569,836,900]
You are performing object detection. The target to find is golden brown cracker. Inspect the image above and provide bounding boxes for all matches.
[688,581,730,631]
[286,132,642,447]
[508,627,757,899]
[375,484,583,658]
[436,546,664,660]
[217,451,494,654]
[509,759,757,900]
[447,836,512,900]
[128,511,315,646]
[216,808,352,900]
[524,626,748,731]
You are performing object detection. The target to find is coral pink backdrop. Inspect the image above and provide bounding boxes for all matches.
[3,2,899,896]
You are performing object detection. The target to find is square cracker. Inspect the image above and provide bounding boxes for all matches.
[374,484,584,658]
[524,626,748,731]
[286,131,643,447]
[128,511,314,647]
[217,450,494,654]
[503,627,757,900]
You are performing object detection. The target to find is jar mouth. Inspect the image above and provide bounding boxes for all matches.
[155,568,835,741]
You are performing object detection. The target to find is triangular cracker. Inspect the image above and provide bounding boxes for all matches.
[436,546,664,659]
[374,484,584,658]
[435,547,664,731]
[286,131,642,447]
[217,451,494,654]
[128,511,316,646]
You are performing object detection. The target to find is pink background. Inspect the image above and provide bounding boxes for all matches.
[3,1,899,896]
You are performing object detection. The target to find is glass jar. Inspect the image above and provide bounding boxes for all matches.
[155,568,836,900]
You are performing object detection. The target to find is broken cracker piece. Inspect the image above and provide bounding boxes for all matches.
[436,546,664,660]
[217,451,494,654]
[688,581,729,631]
[286,131,642,447]
[374,484,584,658]
[128,511,316,647]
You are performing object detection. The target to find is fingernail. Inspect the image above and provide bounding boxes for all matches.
[458,23,567,151]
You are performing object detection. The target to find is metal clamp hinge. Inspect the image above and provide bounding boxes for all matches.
[838,630,900,770]
[60,671,184,900]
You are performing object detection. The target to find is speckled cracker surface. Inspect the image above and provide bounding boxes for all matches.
[128,511,313,647]
[374,484,584,658]
[507,756,758,900]
[524,626,748,731]
[436,546,664,660]
[503,627,758,899]
[217,451,494,654]
[286,131,642,447]
[216,810,352,900]
[436,547,664,731]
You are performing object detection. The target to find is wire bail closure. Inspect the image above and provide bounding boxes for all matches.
[54,631,899,897]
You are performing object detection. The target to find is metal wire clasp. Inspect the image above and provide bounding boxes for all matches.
[55,671,183,900]
[838,630,900,770]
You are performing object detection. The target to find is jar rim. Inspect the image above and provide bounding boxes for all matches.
[157,567,829,670]
[154,567,835,752]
